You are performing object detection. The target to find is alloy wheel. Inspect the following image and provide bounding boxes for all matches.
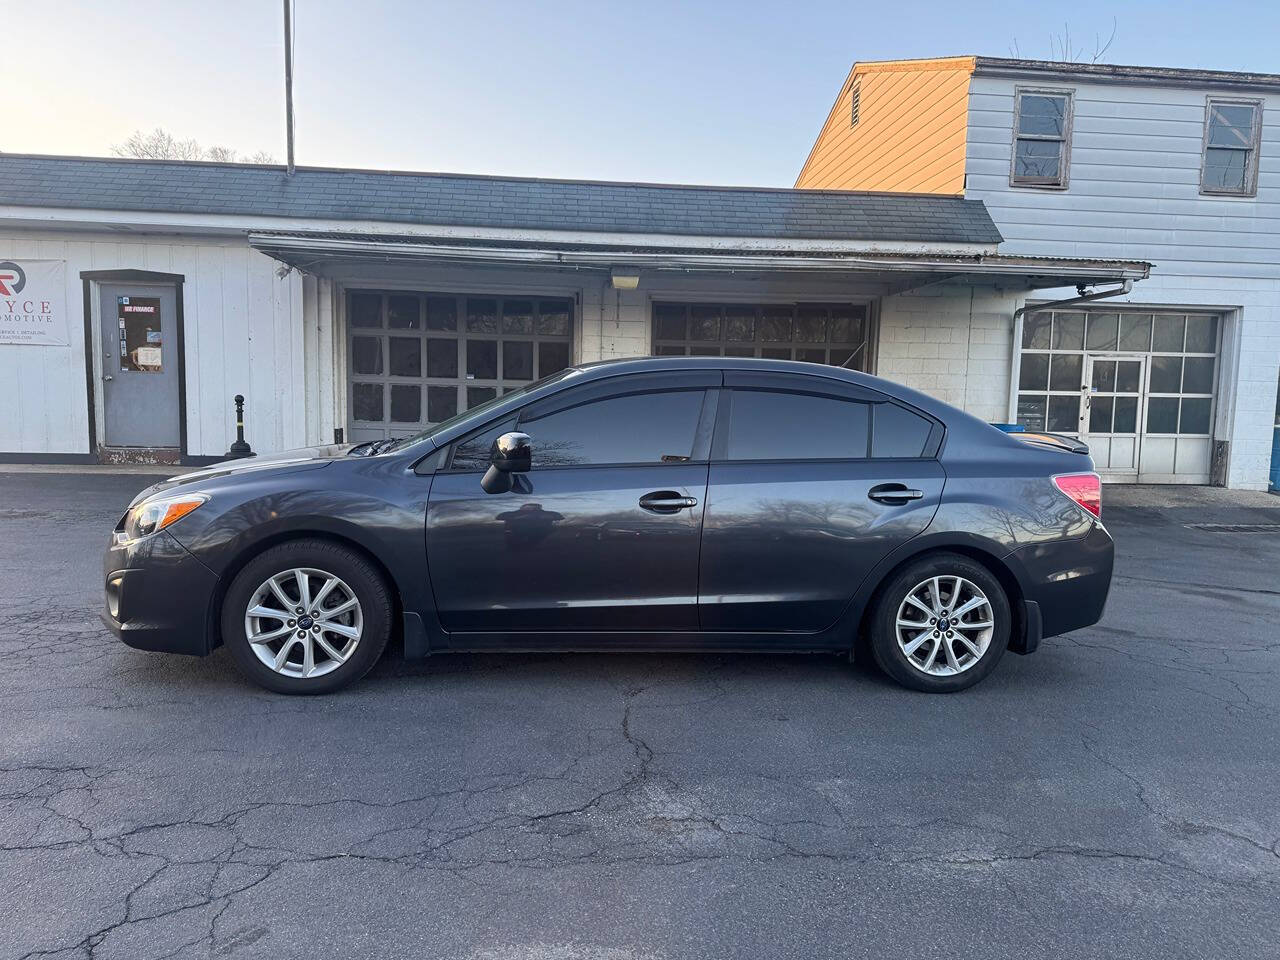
[244,567,363,679]
[894,575,995,677]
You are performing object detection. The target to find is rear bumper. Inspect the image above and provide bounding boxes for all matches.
[102,530,219,656]
[1007,522,1114,643]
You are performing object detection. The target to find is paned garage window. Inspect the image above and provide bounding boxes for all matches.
[347,290,573,441]
[651,301,873,371]
[1017,309,1219,438]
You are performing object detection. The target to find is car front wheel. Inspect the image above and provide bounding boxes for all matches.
[868,552,1010,693]
[221,540,392,694]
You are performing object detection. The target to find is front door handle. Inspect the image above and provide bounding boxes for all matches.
[639,491,699,513]
[868,483,924,505]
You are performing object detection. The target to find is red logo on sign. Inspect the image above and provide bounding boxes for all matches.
[0,261,25,297]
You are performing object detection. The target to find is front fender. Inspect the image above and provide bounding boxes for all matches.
[166,459,437,621]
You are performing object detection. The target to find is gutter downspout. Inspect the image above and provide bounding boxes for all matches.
[1008,280,1133,423]
[1012,279,1133,320]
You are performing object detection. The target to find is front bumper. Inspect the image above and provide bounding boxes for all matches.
[1007,521,1115,644]
[102,529,220,656]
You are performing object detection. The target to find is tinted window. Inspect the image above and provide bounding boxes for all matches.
[726,389,869,461]
[872,403,934,458]
[450,417,516,471]
[521,390,705,466]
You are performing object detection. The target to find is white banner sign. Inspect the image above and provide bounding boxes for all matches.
[0,259,68,346]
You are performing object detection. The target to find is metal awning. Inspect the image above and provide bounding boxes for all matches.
[248,231,1151,291]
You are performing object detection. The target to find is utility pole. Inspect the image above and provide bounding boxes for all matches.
[283,0,295,175]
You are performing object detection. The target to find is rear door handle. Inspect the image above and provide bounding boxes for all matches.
[868,483,924,505]
[639,490,699,513]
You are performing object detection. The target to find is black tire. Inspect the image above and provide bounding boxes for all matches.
[221,539,392,695]
[868,552,1011,693]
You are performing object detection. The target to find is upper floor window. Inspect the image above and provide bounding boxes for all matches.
[850,83,861,127]
[1201,98,1262,197]
[1011,89,1073,189]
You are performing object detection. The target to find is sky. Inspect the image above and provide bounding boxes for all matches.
[8,0,1280,187]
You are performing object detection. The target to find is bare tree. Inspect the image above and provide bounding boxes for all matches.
[1010,18,1117,63]
[112,127,275,164]
[202,145,240,163]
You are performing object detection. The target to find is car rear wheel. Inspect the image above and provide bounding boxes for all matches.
[868,553,1010,693]
[221,540,392,694]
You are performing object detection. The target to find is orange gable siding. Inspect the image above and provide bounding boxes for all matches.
[795,57,975,196]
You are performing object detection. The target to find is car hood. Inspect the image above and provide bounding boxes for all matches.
[128,444,354,507]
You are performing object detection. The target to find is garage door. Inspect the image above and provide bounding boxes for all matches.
[652,301,873,370]
[1016,308,1221,483]
[346,290,573,442]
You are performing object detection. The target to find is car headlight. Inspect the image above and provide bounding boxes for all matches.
[117,493,208,543]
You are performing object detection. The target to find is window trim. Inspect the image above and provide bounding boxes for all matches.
[1009,86,1074,190]
[1199,96,1263,198]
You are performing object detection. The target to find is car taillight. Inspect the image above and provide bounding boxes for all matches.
[1053,472,1101,519]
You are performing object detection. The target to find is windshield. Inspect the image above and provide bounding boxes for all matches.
[378,367,579,453]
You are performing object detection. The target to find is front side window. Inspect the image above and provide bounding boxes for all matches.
[519,390,706,467]
[1201,98,1262,196]
[1011,89,1072,188]
[449,417,516,471]
[724,390,870,461]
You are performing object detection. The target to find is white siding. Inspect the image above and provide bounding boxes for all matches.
[966,75,1280,489]
[0,230,306,458]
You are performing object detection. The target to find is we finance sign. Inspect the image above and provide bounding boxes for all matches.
[0,259,67,346]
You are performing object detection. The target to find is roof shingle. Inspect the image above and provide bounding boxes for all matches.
[0,154,1003,246]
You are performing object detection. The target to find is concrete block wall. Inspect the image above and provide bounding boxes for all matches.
[877,284,1020,423]
[578,282,649,362]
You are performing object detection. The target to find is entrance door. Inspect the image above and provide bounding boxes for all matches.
[1082,355,1145,481]
[100,283,180,449]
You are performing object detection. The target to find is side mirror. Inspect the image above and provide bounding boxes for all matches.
[480,432,532,494]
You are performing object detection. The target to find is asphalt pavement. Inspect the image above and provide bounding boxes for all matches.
[2,471,1278,960]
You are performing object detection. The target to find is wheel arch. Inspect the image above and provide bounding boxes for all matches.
[208,530,404,654]
[851,540,1030,661]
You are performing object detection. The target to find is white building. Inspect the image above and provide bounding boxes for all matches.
[798,56,1280,488]
[0,154,1145,468]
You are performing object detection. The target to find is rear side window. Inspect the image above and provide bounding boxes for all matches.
[519,390,705,466]
[871,403,934,458]
[725,389,869,460]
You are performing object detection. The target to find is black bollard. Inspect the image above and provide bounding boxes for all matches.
[226,394,255,459]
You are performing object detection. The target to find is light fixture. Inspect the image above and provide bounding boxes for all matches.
[610,268,640,290]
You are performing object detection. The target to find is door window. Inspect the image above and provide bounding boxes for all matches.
[871,403,934,458]
[724,389,870,461]
[1086,358,1143,435]
[519,390,706,466]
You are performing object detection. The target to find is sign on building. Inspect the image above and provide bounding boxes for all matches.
[0,260,68,345]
